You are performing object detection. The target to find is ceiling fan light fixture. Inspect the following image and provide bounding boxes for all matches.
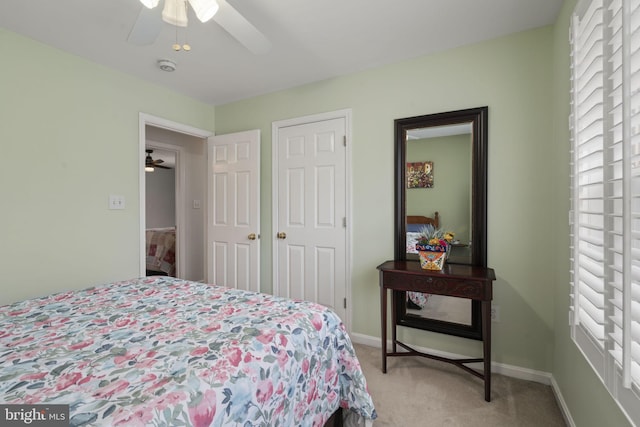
[145,149,169,171]
[188,0,219,23]
[140,0,160,8]
[162,0,188,27]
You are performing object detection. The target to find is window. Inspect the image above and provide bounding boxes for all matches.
[570,0,640,424]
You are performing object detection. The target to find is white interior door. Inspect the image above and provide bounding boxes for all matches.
[207,130,260,292]
[273,114,349,322]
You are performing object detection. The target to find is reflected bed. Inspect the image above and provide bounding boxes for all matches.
[145,227,176,276]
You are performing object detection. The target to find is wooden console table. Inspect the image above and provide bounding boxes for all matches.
[377,260,496,401]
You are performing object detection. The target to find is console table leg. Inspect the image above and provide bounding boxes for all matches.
[380,280,387,374]
[391,290,397,353]
[482,300,491,401]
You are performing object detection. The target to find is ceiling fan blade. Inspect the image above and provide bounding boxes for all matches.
[213,0,271,55]
[154,159,165,164]
[128,5,164,45]
[156,164,172,169]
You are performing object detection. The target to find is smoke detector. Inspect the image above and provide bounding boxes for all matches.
[157,59,176,72]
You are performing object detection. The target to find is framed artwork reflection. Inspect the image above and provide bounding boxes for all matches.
[407,161,433,188]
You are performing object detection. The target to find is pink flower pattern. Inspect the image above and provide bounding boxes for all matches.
[0,277,376,426]
[188,390,217,427]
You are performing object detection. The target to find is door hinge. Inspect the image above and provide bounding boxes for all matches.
[344,298,347,309]
[343,135,347,147]
[342,217,347,228]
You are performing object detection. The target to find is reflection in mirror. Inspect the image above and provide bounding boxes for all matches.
[405,124,473,264]
[394,107,488,340]
[407,292,472,325]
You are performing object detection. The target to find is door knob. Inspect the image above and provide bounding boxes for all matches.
[277,232,287,239]
[248,233,257,240]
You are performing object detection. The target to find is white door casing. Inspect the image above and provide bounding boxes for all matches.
[207,130,260,292]
[272,110,351,326]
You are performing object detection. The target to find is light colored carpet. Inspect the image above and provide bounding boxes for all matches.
[353,343,567,427]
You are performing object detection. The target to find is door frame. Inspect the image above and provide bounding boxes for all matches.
[138,113,212,277]
[271,109,353,329]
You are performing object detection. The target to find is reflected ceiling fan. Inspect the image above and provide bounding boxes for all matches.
[128,0,271,54]
[145,149,170,171]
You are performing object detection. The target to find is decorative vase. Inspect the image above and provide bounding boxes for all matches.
[416,243,448,270]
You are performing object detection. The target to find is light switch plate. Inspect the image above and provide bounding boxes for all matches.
[109,195,125,210]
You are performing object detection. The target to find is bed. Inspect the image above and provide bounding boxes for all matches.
[405,213,439,255]
[145,227,176,276]
[0,276,377,426]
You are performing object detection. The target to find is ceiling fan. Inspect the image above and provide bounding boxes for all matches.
[128,0,271,54]
[145,149,171,170]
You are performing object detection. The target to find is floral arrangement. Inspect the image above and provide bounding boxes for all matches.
[415,224,455,252]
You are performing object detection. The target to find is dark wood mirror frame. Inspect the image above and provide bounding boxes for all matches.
[394,106,488,340]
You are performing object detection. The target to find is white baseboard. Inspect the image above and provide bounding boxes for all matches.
[350,332,551,385]
[549,375,576,427]
[349,332,576,426]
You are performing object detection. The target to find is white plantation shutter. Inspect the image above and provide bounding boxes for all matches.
[624,0,640,391]
[570,0,606,362]
[570,0,640,423]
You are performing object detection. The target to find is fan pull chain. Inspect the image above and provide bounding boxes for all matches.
[173,28,190,51]
[182,23,191,51]
[173,25,180,51]
[172,0,191,52]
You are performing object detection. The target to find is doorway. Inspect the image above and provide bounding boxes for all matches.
[145,144,178,277]
[138,114,212,281]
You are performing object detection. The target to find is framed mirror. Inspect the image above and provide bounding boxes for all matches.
[394,107,488,340]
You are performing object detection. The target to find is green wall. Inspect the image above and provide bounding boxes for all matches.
[0,28,215,305]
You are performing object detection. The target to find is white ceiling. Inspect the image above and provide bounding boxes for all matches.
[0,0,564,106]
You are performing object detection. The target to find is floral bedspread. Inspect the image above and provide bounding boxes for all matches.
[407,291,429,309]
[0,277,376,426]
[406,232,420,254]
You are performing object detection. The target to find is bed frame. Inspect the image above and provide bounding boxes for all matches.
[325,408,343,427]
[407,212,439,228]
